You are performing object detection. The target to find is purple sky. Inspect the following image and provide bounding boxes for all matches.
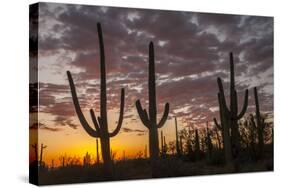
[34,2,273,133]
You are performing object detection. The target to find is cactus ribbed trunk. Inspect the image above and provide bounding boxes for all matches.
[67,23,125,179]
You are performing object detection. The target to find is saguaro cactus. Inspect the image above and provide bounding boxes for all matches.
[135,42,170,161]
[214,127,221,150]
[83,152,91,166]
[205,122,213,159]
[96,138,100,164]
[31,143,38,162]
[144,145,148,158]
[163,136,167,155]
[67,23,125,178]
[39,143,47,167]
[161,131,164,154]
[194,129,200,160]
[214,93,233,166]
[254,87,265,158]
[174,117,181,156]
[217,52,248,158]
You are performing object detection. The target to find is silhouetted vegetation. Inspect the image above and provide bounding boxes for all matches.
[30,23,273,185]
[66,23,125,179]
[135,41,170,176]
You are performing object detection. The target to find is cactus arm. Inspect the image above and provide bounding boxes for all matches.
[135,100,150,128]
[90,109,101,133]
[157,103,170,128]
[97,116,103,128]
[67,71,99,138]
[217,78,231,116]
[236,89,249,120]
[213,118,222,130]
[110,88,125,137]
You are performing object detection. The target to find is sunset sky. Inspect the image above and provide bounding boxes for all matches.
[30,2,273,166]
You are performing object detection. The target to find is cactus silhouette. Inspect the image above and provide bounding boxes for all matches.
[160,131,163,152]
[214,92,233,165]
[39,143,47,167]
[144,145,148,158]
[160,131,167,157]
[31,143,38,162]
[253,87,265,158]
[163,136,167,155]
[205,122,213,159]
[194,129,200,160]
[67,23,125,178]
[174,117,181,157]
[83,152,91,166]
[96,138,100,164]
[179,135,183,154]
[214,127,221,150]
[135,42,170,161]
[216,52,248,158]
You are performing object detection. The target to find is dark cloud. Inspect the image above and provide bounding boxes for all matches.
[53,116,79,129]
[37,2,273,128]
[30,122,61,132]
[122,127,146,134]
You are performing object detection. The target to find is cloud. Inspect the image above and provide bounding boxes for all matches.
[36,2,273,129]
[53,116,79,129]
[122,127,146,135]
[30,122,61,132]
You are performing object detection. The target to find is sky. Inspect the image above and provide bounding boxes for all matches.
[29,2,273,165]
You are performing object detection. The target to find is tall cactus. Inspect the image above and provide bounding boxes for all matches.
[160,131,168,157]
[214,127,221,150]
[31,143,38,162]
[161,130,164,154]
[179,135,183,154]
[217,52,248,158]
[194,129,200,160]
[214,93,233,165]
[96,138,100,164]
[163,136,167,155]
[39,143,47,167]
[174,117,181,156]
[135,42,170,161]
[144,145,148,159]
[205,122,213,159]
[67,23,125,178]
[254,87,265,158]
